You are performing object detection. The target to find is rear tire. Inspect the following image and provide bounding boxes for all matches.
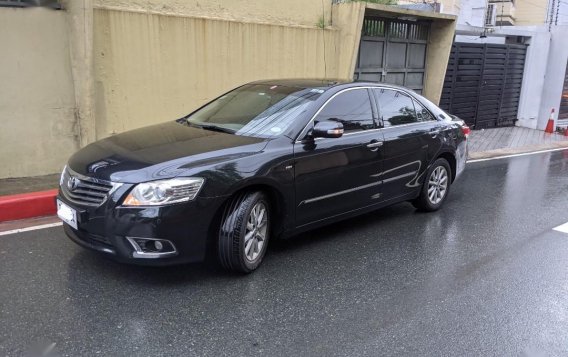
[412,158,451,212]
[218,191,270,273]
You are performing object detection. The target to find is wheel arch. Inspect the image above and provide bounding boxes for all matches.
[436,151,457,182]
[213,180,291,240]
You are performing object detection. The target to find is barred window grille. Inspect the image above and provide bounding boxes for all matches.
[388,22,408,39]
[485,4,497,26]
[363,18,386,37]
[408,23,429,41]
[363,18,429,41]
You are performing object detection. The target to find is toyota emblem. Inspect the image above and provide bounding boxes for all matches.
[67,176,79,191]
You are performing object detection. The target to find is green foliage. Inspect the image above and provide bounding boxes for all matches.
[350,0,398,5]
[316,16,326,29]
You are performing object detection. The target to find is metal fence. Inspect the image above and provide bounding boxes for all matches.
[440,43,527,129]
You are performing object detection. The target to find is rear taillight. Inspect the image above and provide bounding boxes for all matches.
[461,124,471,139]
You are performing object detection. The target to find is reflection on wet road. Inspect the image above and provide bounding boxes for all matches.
[1,150,568,356]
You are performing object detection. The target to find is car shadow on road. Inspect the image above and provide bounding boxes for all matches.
[64,202,423,288]
[269,202,415,254]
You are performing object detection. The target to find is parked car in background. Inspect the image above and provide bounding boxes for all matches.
[57,80,469,273]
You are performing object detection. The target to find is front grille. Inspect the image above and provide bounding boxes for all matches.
[61,168,117,207]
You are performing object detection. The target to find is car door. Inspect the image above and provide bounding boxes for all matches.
[412,97,445,162]
[372,88,434,202]
[293,88,384,227]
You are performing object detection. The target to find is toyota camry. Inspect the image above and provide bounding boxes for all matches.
[57,80,468,273]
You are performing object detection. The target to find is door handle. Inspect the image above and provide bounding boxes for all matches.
[430,128,441,137]
[367,140,383,151]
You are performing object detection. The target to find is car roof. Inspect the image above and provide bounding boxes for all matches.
[249,78,348,88]
[249,78,412,93]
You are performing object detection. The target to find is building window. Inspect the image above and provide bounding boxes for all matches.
[0,0,61,8]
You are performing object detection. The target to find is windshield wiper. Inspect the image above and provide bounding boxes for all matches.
[201,125,236,134]
[188,122,236,134]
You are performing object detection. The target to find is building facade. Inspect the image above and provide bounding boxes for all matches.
[0,0,456,179]
[489,0,549,26]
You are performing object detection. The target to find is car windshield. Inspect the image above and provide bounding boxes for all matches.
[186,84,324,138]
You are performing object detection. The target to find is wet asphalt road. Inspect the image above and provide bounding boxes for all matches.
[2,150,568,357]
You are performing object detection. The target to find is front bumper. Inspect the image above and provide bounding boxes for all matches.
[58,191,227,266]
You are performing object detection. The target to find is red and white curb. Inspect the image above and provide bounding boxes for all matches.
[0,189,58,223]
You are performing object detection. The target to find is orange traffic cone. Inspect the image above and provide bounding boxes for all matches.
[545,108,555,134]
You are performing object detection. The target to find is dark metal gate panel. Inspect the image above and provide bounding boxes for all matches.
[440,44,484,126]
[499,45,526,125]
[440,43,527,129]
[355,18,430,94]
[477,45,507,127]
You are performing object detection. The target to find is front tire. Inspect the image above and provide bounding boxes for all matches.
[218,191,270,273]
[412,158,451,212]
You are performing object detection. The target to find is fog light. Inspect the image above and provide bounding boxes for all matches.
[126,237,177,259]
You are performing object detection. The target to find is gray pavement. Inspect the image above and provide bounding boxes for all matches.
[2,150,568,356]
[468,126,568,159]
[0,173,59,196]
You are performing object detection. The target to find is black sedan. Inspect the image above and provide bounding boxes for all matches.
[57,80,469,273]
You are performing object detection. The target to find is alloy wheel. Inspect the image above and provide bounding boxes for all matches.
[427,166,448,205]
[244,202,268,262]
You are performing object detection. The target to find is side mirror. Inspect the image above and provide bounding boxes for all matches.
[312,121,344,139]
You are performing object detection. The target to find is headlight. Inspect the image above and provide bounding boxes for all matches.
[122,178,204,206]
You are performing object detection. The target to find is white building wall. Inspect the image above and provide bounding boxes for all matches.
[0,7,78,178]
[516,28,550,129]
[455,34,505,43]
[537,26,568,129]
[457,0,487,27]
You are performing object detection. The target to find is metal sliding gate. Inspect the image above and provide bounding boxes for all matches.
[440,43,527,129]
[354,17,430,94]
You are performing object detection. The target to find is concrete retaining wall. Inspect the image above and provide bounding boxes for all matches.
[0,7,78,179]
[93,8,342,137]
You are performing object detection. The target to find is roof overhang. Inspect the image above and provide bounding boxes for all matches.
[363,3,456,22]
[456,24,550,37]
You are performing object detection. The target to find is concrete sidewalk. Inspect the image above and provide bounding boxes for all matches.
[0,174,60,222]
[468,127,568,159]
[0,173,59,196]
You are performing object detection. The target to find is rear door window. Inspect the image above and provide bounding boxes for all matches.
[374,89,417,127]
[413,99,436,122]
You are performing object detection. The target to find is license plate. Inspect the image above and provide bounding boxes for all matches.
[57,199,78,230]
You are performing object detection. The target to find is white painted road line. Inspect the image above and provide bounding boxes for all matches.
[467,147,568,163]
[553,222,568,234]
[0,222,62,236]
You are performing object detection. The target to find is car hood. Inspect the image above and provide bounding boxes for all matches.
[68,121,269,183]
